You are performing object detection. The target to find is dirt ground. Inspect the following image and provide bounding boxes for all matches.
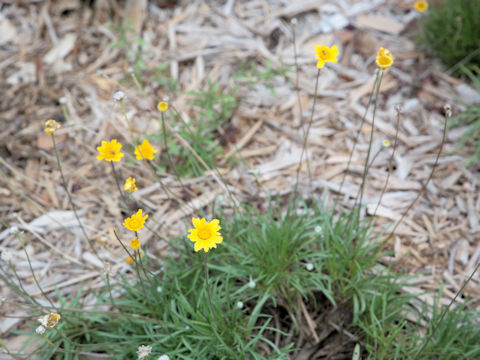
[1,0,480,356]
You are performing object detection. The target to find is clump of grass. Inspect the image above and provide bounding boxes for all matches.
[416,0,480,74]
[152,81,238,177]
[20,198,438,360]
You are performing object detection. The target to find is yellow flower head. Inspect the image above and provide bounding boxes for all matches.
[40,313,61,328]
[96,139,124,162]
[125,250,144,264]
[130,237,141,250]
[315,44,339,69]
[134,139,157,160]
[382,140,390,148]
[187,218,223,253]
[376,47,394,70]
[123,209,148,232]
[124,177,138,192]
[44,119,61,134]
[157,101,168,112]
[414,0,428,12]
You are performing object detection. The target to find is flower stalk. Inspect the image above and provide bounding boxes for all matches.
[51,132,98,256]
[357,69,385,222]
[294,68,320,194]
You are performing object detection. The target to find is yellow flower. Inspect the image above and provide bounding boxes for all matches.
[130,237,141,250]
[187,218,223,253]
[40,313,61,328]
[376,47,394,70]
[123,209,148,232]
[382,140,390,148]
[315,44,339,69]
[44,119,61,134]
[124,177,138,192]
[125,250,144,264]
[157,101,168,112]
[134,139,157,160]
[96,139,124,162]
[414,0,428,12]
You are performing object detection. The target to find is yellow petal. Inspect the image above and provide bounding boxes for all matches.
[192,217,201,228]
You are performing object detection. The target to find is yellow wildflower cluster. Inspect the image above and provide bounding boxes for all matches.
[96,139,157,163]
[376,47,394,70]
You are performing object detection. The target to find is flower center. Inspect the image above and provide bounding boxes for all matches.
[378,56,390,64]
[109,149,116,155]
[322,50,327,56]
[198,227,211,240]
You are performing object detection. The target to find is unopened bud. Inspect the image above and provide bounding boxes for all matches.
[248,275,256,289]
[113,91,126,102]
[444,104,452,118]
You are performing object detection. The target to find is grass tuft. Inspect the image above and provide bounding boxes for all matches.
[416,0,480,74]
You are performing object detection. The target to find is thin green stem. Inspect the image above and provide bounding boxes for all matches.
[61,104,70,123]
[9,261,42,307]
[335,71,380,209]
[382,106,448,251]
[368,107,402,228]
[51,134,98,256]
[110,161,129,210]
[135,231,156,289]
[160,111,191,197]
[105,271,116,310]
[169,105,241,213]
[351,147,385,212]
[0,339,22,360]
[133,253,153,306]
[119,99,134,140]
[292,20,312,187]
[203,252,220,324]
[145,160,193,213]
[0,266,38,307]
[112,230,157,317]
[17,234,55,308]
[129,70,144,91]
[41,334,58,349]
[357,70,384,223]
[294,68,320,196]
[374,105,450,261]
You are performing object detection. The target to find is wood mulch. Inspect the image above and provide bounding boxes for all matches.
[1,0,479,357]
